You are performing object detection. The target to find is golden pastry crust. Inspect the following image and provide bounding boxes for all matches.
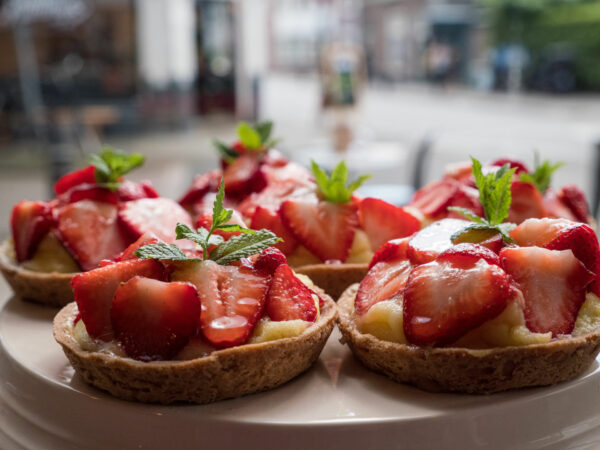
[295,263,368,300]
[0,241,76,307]
[53,293,337,404]
[337,284,600,394]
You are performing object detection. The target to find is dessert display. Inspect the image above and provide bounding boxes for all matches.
[53,183,336,404]
[408,155,593,225]
[338,158,600,393]
[179,121,421,298]
[0,148,194,306]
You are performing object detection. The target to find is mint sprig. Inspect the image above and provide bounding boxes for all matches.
[135,178,280,264]
[311,160,370,204]
[449,157,517,243]
[519,153,563,194]
[213,120,278,161]
[88,147,145,191]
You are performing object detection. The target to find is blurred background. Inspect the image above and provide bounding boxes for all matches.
[1,0,600,237]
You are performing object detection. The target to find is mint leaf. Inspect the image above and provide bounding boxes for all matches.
[218,224,255,234]
[447,207,486,224]
[519,154,563,194]
[134,243,195,261]
[209,229,281,266]
[254,121,273,143]
[213,140,238,164]
[237,122,261,149]
[311,160,371,203]
[88,147,145,191]
[175,223,224,250]
[211,179,231,229]
[488,164,515,225]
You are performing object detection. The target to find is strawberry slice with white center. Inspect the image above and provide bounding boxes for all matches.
[238,181,308,218]
[358,197,420,251]
[110,277,200,361]
[280,197,358,262]
[406,218,470,264]
[10,200,54,262]
[357,237,412,316]
[55,200,131,270]
[507,181,546,224]
[223,155,267,198]
[510,217,574,247]
[251,205,298,255]
[116,180,160,202]
[408,179,460,218]
[118,198,193,244]
[54,165,97,195]
[185,260,269,348]
[500,246,594,336]
[437,243,501,267]
[266,263,318,322]
[403,258,511,346]
[72,259,165,340]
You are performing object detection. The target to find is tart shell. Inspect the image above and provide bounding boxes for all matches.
[53,292,337,404]
[0,240,76,307]
[295,263,368,301]
[337,284,600,394]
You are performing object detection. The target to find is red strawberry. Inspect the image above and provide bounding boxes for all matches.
[254,247,288,275]
[54,165,96,195]
[10,201,54,262]
[558,185,590,223]
[358,198,420,251]
[510,217,574,247]
[491,158,529,174]
[408,179,460,218]
[59,185,118,205]
[544,224,600,274]
[403,258,511,346]
[266,264,318,322]
[55,200,131,270]
[507,181,546,224]
[118,198,193,244]
[543,188,577,221]
[444,161,473,184]
[500,246,594,336]
[238,181,307,218]
[223,155,267,199]
[179,170,221,209]
[114,232,161,263]
[478,233,505,253]
[251,205,298,255]
[262,160,313,187]
[407,218,470,264]
[72,259,165,340]
[445,185,484,219]
[280,198,359,262]
[116,180,160,202]
[369,237,410,269]
[437,243,501,268]
[110,277,200,361]
[192,261,269,347]
[196,209,247,241]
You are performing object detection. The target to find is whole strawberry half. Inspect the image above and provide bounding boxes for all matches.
[110,277,200,361]
[266,263,318,322]
[280,197,359,263]
[406,218,470,264]
[10,200,54,262]
[500,246,594,336]
[251,205,298,255]
[55,200,131,271]
[118,198,193,244]
[358,198,420,251]
[507,181,546,224]
[403,258,511,346]
[72,259,165,340]
[186,260,270,348]
[54,165,96,195]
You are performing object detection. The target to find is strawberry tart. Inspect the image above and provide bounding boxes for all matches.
[0,148,194,306]
[338,159,600,393]
[53,191,336,404]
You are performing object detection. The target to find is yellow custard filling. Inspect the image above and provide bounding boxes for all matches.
[10,234,79,273]
[287,229,374,267]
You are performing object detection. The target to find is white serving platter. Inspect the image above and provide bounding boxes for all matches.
[1,295,600,450]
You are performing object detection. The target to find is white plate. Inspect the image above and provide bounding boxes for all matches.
[1,295,600,450]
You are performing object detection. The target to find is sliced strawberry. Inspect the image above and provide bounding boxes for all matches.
[114,232,161,263]
[280,198,358,262]
[510,217,574,247]
[223,155,267,199]
[117,198,193,244]
[444,161,473,184]
[116,180,160,202]
[196,209,247,241]
[491,158,529,174]
[59,185,118,205]
[369,237,410,269]
[72,259,165,340]
[358,198,420,251]
[558,184,590,223]
[55,200,131,270]
[478,233,505,253]
[437,243,501,268]
[54,165,96,195]
[238,181,308,218]
[445,185,484,219]
[110,277,200,361]
[179,170,222,209]
[10,201,54,262]
[251,205,298,255]
[507,180,546,224]
[403,259,511,346]
[191,261,269,347]
[408,179,460,218]
[266,264,318,322]
[407,218,470,264]
[355,258,412,316]
[500,246,594,336]
[262,160,313,187]
[543,188,577,221]
[254,247,288,275]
